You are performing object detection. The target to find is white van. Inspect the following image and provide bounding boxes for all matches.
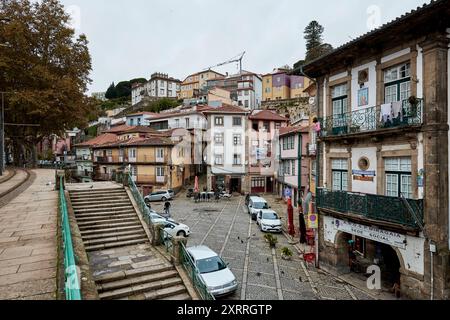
[247,196,271,221]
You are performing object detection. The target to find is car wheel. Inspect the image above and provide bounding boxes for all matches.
[161,197,167,202]
[144,198,150,204]
[177,231,186,237]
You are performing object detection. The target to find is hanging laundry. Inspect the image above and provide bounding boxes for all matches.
[392,101,403,122]
[380,103,392,123]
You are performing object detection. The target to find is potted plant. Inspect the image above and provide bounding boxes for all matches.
[281,247,293,261]
[264,234,278,248]
[408,95,419,115]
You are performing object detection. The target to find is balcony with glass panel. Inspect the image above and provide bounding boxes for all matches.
[319,99,423,140]
[316,188,423,230]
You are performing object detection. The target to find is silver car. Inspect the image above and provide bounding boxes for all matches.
[144,190,173,202]
[187,246,238,297]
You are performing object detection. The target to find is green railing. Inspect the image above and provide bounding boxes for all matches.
[127,174,155,230]
[316,188,424,229]
[158,226,173,253]
[320,99,423,138]
[180,242,215,301]
[59,176,82,300]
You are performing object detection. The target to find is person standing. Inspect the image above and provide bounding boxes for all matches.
[164,201,171,217]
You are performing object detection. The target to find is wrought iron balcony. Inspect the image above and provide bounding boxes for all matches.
[316,188,424,229]
[319,99,423,139]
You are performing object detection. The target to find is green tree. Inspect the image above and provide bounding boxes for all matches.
[304,20,334,62]
[105,82,116,99]
[115,81,131,98]
[0,0,92,166]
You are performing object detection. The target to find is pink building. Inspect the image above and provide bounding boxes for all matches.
[276,126,310,207]
[247,110,288,194]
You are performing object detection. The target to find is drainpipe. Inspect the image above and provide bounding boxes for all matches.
[298,132,302,207]
[429,240,436,300]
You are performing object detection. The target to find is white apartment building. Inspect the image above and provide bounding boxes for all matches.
[203,105,249,193]
[148,107,209,131]
[237,73,263,110]
[131,72,181,106]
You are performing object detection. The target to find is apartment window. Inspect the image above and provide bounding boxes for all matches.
[291,160,296,176]
[156,167,165,177]
[233,154,242,165]
[283,136,295,150]
[275,123,281,130]
[130,119,134,126]
[245,100,249,108]
[283,161,291,175]
[233,117,242,126]
[311,160,317,176]
[175,119,180,128]
[215,154,224,166]
[263,121,270,132]
[137,118,141,125]
[156,148,164,159]
[384,62,411,103]
[233,134,242,146]
[185,118,190,128]
[160,89,164,96]
[332,159,348,191]
[106,150,112,156]
[131,166,137,177]
[385,157,412,198]
[169,83,172,89]
[245,90,249,96]
[214,133,224,145]
[331,84,348,128]
[215,117,224,126]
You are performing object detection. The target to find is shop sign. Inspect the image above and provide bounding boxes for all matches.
[333,219,407,249]
[352,170,376,176]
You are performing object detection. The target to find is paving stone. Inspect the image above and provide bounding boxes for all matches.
[245,284,279,300]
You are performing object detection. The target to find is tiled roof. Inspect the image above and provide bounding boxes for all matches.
[105,124,133,133]
[202,104,248,114]
[75,133,118,147]
[249,110,289,122]
[279,126,309,137]
[126,111,160,117]
[120,126,159,134]
[98,136,174,148]
[303,0,449,75]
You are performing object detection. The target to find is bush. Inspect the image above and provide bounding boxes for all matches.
[264,234,278,248]
[281,247,293,257]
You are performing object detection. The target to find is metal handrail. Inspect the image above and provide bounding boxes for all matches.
[127,173,155,229]
[59,176,82,300]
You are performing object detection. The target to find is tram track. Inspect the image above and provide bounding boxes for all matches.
[0,168,35,208]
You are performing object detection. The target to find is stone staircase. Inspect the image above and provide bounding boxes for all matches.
[68,186,191,300]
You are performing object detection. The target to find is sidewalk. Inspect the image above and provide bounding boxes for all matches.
[0,169,58,300]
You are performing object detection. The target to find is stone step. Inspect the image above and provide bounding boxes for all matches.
[82,229,146,241]
[83,233,147,246]
[99,278,183,300]
[70,193,129,200]
[76,213,137,222]
[70,188,124,195]
[94,264,173,284]
[85,238,149,252]
[73,205,134,214]
[71,199,131,207]
[78,221,142,231]
[75,210,137,219]
[160,293,192,300]
[77,217,138,227]
[72,202,132,210]
[97,270,180,293]
[80,225,143,236]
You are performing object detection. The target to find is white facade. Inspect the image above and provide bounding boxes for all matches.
[148,112,208,131]
[131,73,181,106]
[126,113,156,126]
[207,113,247,176]
[237,74,263,110]
[75,147,93,179]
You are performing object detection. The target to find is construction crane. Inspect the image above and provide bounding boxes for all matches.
[204,51,246,74]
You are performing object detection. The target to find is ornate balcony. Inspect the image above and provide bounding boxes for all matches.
[316,188,424,229]
[319,99,423,140]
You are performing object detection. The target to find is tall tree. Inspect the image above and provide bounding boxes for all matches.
[0,0,92,166]
[105,82,116,99]
[304,20,334,62]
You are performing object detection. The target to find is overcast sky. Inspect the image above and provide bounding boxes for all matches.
[58,0,428,94]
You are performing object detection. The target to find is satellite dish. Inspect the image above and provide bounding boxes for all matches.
[309,97,316,105]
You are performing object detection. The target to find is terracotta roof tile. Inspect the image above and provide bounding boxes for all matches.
[75,133,118,147]
[203,104,248,114]
[279,126,309,136]
[249,110,289,122]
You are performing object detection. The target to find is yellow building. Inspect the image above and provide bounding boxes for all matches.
[262,68,311,101]
[180,70,225,99]
[92,127,194,195]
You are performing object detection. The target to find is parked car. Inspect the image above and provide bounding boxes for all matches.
[245,193,260,206]
[162,220,191,238]
[168,189,175,198]
[187,246,238,297]
[144,190,173,203]
[256,210,282,233]
[148,210,175,224]
[247,196,270,220]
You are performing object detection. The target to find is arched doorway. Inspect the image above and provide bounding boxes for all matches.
[376,242,401,290]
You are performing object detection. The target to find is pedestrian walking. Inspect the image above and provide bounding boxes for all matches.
[164,201,171,217]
